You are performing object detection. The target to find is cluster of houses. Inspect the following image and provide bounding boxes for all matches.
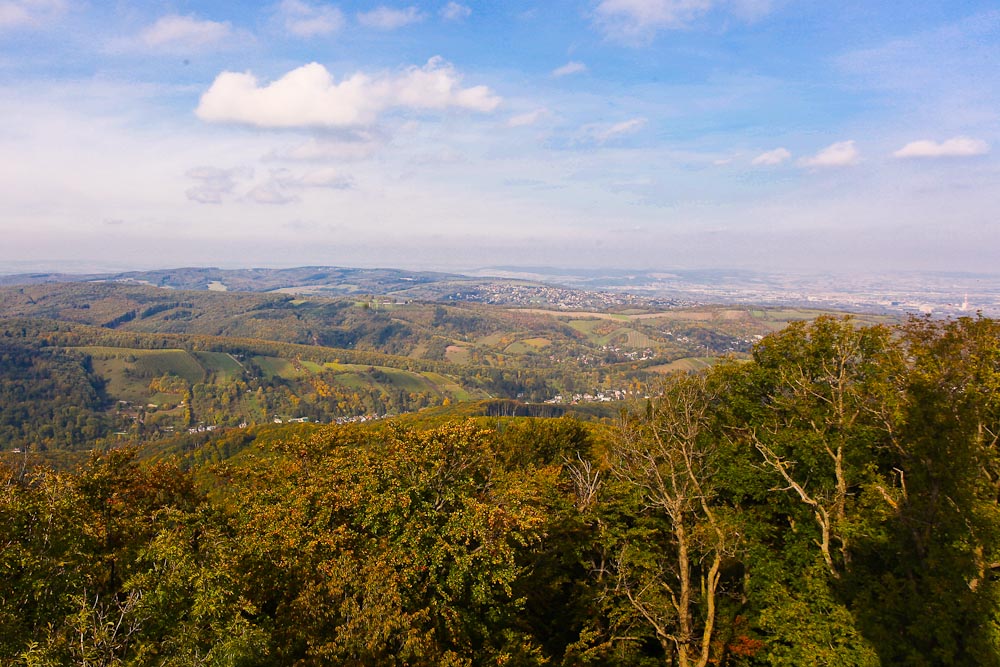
[544,388,645,405]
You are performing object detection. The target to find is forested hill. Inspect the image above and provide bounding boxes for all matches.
[0,318,580,457]
[0,266,463,292]
[0,281,894,458]
[2,315,998,665]
[0,281,888,362]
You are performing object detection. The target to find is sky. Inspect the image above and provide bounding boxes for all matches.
[1,0,998,274]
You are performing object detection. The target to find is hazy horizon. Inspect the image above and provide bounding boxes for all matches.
[2,2,998,273]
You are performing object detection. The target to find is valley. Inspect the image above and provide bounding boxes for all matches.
[0,272,892,461]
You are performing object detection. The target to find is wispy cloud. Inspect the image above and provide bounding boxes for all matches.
[591,0,779,41]
[583,117,647,144]
[0,0,65,29]
[245,167,353,205]
[440,2,471,21]
[276,0,344,37]
[751,147,790,165]
[138,14,236,51]
[893,136,989,158]
[594,0,711,40]
[507,108,549,127]
[245,180,299,205]
[266,133,382,162]
[186,166,253,204]
[592,0,782,41]
[799,140,859,168]
[552,61,587,77]
[357,5,423,30]
[196,57,500,129]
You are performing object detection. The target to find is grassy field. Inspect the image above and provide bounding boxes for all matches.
[476,333,507,347]
[445,345,472,364]
[566,320,653,347]
[75,347,206,398]
[648,357,720,373]
[332,372,367,390]
[377,368,433,393]
[422,372,477,400]
[567,319,602,335]
[87,358,139,400]
[504,337,551,354]
[252,356,310,380]
[193,351,244,381]
[609,329,655,347]
[70,340,482,412]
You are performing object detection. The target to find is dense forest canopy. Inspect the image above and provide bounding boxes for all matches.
[2,314,998,665]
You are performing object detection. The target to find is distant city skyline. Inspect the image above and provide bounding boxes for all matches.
[1,1,998,273]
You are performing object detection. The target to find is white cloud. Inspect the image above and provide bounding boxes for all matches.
[196,57,500,129]
[278,166,354,189]
[0,0,65,29]
[186,166,253,204]
[592,0,778,40]
[245,181,298,205]
[799,140,859,168]
[593,0,713,40]
[893,136,989,159]
[266,134,381,162]
[507,108,549,127]
[440,2,471,20]
[245,167,353,205]
[139,14,235,50]
[277,0,344,37]
[552,61,587,77]
[584,117,647,144]
[751,147,790,165]
[357,5,423,29]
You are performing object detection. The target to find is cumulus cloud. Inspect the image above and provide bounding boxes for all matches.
[552,61,587,77]
[186,166,253,204]
[139,14,235,50]
[893,136,989,159]
[799,140,859,168]
[440,2,471,20]
[277,0,344,37]
[196,57,500,129]
[0,0,66,29]
[507,108,549,127]
[751,147,791,165]
[586,117,647,144]
[357,5,423,29]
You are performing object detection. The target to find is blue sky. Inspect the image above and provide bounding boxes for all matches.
[1,1,998,273]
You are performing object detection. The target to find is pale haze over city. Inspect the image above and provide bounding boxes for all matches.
[1,1,998,274]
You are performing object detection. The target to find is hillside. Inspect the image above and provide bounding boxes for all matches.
[0,280,896,459]
[0,281,891,369]
[2,315,998,666]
